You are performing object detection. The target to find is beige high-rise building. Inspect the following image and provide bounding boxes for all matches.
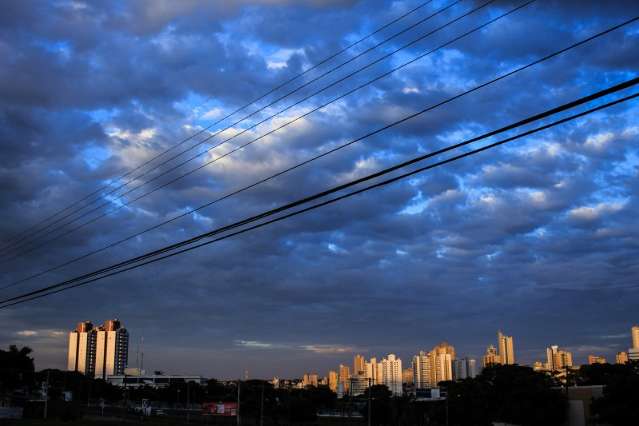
[498,331,515,365]
[431,342,455,384]
[546,345,573,371]
[328,370,338,392]
[94,319,129,380]
[632,325,639,349]
[412,351,433,389]
[365,357,378,384]
[302,373,319,387]
[381,354,402,396]
[338,364,351,394]
[588,355,606,365]
[482,345,499,367]
[616,351,629,364]
[67,321,97,377]
[402,367,414,385]
[413,343,455,388]
[354,354,366,377]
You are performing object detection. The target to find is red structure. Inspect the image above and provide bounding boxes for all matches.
[203,402,238,416]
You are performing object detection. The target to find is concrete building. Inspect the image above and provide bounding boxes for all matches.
[546,345,573,371]
[338,364,351,394]
[498,331,515,365]
[402,367,414,385]
[67,321,97,377]
[431,342,455,384]
[365,358,379,385]
[482,345,499,367]
[95,320,129,380]
[616,351,628,364]
[353,354,366,377]
[453,358,477,380]
[412,351,433,389]
[328,370,338,393]
[632,325,639,349]
[302,373,319,387]
[349,377,370,396]
[587,355,606,365]
[107,373,204,389]
[381,354,402,396]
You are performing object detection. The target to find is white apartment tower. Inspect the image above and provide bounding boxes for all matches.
[95,319,129,379]
[67,321,97,377]
[498,331,516,365]
[381,354,403,396]
[412,351,432,389]
[68,319,128,379]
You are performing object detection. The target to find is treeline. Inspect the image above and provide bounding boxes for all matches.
[1,345,638,425]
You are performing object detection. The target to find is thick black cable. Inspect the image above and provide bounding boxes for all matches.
[2,80,636,308]
[3,0,522,261]
[0,0,435,251]
[1,10,633,289]
[0,0,456,256]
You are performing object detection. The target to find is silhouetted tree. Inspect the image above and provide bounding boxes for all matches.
[590,361,639,425]
[0,345,35,392]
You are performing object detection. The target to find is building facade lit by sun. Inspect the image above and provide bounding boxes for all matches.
[67,319,129,379]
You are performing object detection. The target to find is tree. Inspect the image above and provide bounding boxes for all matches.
[0,345,35,392]
[589,361,639,425]
[446,365,566,426]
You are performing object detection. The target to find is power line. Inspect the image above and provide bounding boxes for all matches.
[0,0,435,252]
[2,79,636,309]
[2,0,521,261]
[1,10,634,292]
[0,0,457,256]
[0,82,639,309]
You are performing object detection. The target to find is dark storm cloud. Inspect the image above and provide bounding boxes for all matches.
[0,0,638,377]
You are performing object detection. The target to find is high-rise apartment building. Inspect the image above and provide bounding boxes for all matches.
[482,345,499,367]
[354,354,366,377]
[94,319,129,380]
[453,358,477,380]
[616,351,628,364]
[412,343,456,389]
[338,364,351,394]
[328,370,338,393]
[302,373,319,387]
[431,342,455,384]
[412,351,432,389]
[67,321,97,377]
[497,331,515,365]
[381,354,402,396]
[365,357,380,385]
[628,325,639,362]
[546,345,573,371]
[587,355,606,365]
[68,319,128,379]
[402,367,414,385]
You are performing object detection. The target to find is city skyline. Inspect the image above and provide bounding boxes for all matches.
[52,321,639,379]
[1,0,638,380]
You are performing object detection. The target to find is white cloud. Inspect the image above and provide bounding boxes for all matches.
[568,201,626,221]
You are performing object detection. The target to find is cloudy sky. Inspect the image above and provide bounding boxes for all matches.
[1,0,638,379]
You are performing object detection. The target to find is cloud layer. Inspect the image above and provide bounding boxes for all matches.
[0,0,638,378]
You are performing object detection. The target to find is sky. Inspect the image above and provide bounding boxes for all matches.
[0,0,638,379]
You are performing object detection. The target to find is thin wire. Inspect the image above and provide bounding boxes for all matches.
[2,90,636,309]
[0,0,435,251]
